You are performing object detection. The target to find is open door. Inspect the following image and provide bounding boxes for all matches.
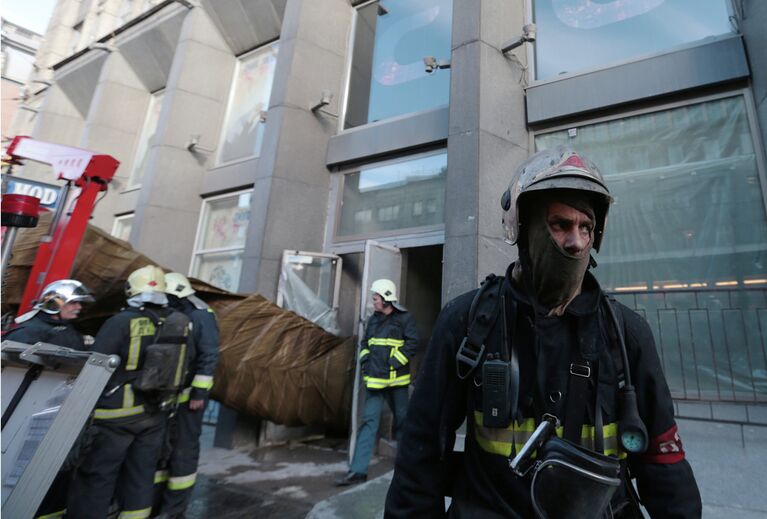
[276,250,342,334]
[348,240,401,464]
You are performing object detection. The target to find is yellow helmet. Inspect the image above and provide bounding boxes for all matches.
[125,265,166,297]
[164,272,195,298]
[370,279,397,302]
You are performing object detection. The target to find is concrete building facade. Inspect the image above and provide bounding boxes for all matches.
[7,0,767,445]
[1,20,43,146]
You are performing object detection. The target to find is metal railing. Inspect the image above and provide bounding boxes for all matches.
[611,288,767,403]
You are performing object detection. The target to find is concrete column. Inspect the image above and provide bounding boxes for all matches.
[742,1,767,151]
[237,0,353,299]
[442,0,530,303]
[78,52,152,232]
[130,7,236,272]
[16,83,86,182]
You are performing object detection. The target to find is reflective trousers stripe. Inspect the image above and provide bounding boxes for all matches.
[117,507,152,519]
[473,412,627,458]
[36,509,66,519]
[93,404,145,420]
[154,470,169,484]
[167,472,197,490]
[191,374,214,390]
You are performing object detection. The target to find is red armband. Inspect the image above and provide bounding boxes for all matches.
[640,424,686,464]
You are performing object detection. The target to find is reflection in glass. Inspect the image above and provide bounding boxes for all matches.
[196,251,244,293]
[338,152,446,237]
[200,193,252,250]
[218,43,279,164]
[345,0,452,128]
[129,91,164,187]
[534,0,732,80]
[536,96,767,401]
[192,191,253,292]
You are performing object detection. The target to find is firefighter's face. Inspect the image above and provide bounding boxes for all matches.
[372,293,385,313]
[58,301,83,320]
[546,202,594,257]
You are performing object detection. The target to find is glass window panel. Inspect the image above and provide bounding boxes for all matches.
[337,152,446,237]
[345,0,452,129]
[195,250,244,292]
[218,43,279,165]
[111,214,134,241]
[192,191,253,292]
[199,192,252,251]
[533,0,733,80]
[536,96,767,400]
[129,91,164,188]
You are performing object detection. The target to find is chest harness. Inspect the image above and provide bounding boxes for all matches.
[455,274,648,518]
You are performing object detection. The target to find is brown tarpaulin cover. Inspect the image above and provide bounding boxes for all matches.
[2,213,355,430]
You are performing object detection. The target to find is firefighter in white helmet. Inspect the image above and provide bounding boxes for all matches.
[68,265,192,519]
[154,272,219,519]
[335,278,419,486]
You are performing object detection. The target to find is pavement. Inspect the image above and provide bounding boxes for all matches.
[185,418,767,519]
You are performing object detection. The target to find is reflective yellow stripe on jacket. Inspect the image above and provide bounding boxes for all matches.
[117,507,152,519]
[364,337,410,388]
[473,412,627,459]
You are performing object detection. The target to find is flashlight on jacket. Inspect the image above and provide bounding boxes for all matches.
[618,386,648,454]
[509,414,558,476]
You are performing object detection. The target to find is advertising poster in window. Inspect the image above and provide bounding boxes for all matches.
[219,43,279,164]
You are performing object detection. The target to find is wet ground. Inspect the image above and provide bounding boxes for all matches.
[186,430,394,519]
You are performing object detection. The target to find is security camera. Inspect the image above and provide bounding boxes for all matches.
[423,56,450,74]
[501,23,537,54]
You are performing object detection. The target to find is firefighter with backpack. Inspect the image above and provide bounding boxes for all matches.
[154,272,220,519]
[67,265,192,519]
[385,146,702,518]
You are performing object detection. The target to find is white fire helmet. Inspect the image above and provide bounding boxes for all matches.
[125,265,166,297]
[370,279,397,302]
[164,272,195,298]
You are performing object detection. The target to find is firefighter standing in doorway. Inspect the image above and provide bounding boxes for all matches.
[154,272,219,519]
[385,146,702,518]
[67,265,191,519]
[335,279,419,486]
[5,279,95,519]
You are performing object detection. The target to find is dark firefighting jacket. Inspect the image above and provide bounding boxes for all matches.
[385,267,702,518]
[91,305,192,422]
[169,297,219,403]
[360,308,419,389]
[5,313,85,350]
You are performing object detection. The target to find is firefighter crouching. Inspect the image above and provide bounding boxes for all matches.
[5,279,95,519]
[154,272,219,519]
[385,146,702,518]
[67,265,192,519]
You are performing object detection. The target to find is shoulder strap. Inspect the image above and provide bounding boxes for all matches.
[456,274,504,380]
[603,294,626,389]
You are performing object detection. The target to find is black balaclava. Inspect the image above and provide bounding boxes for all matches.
[516,190,596,315]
